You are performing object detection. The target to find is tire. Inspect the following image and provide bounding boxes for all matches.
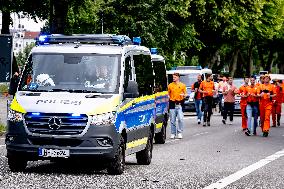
[136,132,153,165]
[107,138,125,175]
[8,156,27,172]
[154,120,167,144]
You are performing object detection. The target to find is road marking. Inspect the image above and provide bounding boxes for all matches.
[1,156,5,158]
[0,145,5,148]
[204,149,284,189]
[184,117,195,120]
[193,132,209,137]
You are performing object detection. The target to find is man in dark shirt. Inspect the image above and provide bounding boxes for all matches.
[192,74,203,124]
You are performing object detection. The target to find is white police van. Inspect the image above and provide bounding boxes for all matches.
[150,48,168,144]
[6,34,169,174]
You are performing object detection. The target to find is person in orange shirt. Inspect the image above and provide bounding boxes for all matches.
[238,76,249,131]
[271,79,283,127]
[258,74,276,137]
[199,74,215,127]
[168,73,187,139]
[245,76,259,136]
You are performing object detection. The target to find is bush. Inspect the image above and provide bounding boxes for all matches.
[0,123,5,135]
[0,84,9,94]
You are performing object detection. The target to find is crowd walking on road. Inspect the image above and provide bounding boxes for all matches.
[169,71,283,139]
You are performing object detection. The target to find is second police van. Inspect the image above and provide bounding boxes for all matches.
[6,34,169,175]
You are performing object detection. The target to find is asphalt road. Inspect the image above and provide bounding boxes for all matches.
[0,113,283,189]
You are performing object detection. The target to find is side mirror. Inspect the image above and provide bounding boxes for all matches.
[124,81,139,98]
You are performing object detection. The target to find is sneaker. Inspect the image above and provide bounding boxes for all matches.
[170,134,175,139]
[272,125,276,127]
[177,133,183,139]
[263,131,269,137]
[253,132,257,135]
[203,122,206,127]
[228,121,233,125]
[245,129,251,136]
[207,122,210,126]
[242,128,247,131]
[222,119,226,124]
[277,122,280,127]
[197,119,201,124]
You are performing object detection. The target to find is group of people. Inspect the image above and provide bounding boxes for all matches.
[168,72,283,139]
[238,75,283,137]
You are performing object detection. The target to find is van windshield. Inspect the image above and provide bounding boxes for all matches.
[19,53,121,93]
[179,73,199,87]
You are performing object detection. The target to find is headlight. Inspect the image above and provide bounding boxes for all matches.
[90,112,116,126]
[189,98,194,102]
[8,109,24,122]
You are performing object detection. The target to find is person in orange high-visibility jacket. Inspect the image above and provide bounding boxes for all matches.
[238,77,249,131]
[272,80,283,127]
[258,74,276,137]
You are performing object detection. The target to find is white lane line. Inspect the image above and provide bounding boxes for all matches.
[0,145,5,148]
[184,117,195,120]
[204,149,284,189]
[193,132,209,137]
[1,156,5,158]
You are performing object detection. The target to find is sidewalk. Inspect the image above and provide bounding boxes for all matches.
[0,96,8,126]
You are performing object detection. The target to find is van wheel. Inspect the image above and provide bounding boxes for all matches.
[107,138,125,175]
[8,155,27,172]
[155,122,166,144]
[136,132,153,165]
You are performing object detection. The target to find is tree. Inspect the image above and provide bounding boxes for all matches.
[16,43,35,68]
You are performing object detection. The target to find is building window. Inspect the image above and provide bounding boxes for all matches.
[22,25,24,28]
[26,42,29,45]
[19,44,21,47]
[15,43,18,47]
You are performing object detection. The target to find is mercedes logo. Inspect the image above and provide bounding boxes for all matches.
[48,117,62,130]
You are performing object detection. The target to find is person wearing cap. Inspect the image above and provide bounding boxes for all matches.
[238,76,249,131]
[199,74,215,126]
[244,76,259,136]
[168,73,187,139]
[271,79,283,127]
[258,74,276,137]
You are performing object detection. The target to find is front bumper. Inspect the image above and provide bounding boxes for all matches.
[5,121,120,161]
[183,101,196,112]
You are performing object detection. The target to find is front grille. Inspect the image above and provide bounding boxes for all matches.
[25,113,88,135]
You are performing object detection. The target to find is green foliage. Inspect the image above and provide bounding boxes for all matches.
[16,43,35,67]
[0,84,8,93]
[0,123,5,135]
[5,0,284,74]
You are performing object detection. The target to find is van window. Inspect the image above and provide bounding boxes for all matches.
[153,61,167,92]
[134,54,154,96]
[124,56,132,90]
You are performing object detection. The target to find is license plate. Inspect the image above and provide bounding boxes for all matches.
[39,148,70,158]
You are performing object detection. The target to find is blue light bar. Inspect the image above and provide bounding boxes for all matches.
[133,37,141,45]
[38,35,49,44]
[31,112,40,116]
[71,113,81,117]
[150,48,158,54]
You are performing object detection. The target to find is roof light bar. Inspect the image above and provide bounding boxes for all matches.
[133,37,141,45]
[150,48,158,54]
[36,34,134,46]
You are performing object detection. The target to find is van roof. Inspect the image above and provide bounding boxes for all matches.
[151,54,165,62]
[32,44,150,55]
[166,68,212,75]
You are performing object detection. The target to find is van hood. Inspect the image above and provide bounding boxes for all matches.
[10,92,120,115]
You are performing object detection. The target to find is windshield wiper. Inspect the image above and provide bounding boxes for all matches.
[49,88,100,93]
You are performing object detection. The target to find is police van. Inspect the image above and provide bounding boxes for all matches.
[150,49,168,144]
[6,34,169,175]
